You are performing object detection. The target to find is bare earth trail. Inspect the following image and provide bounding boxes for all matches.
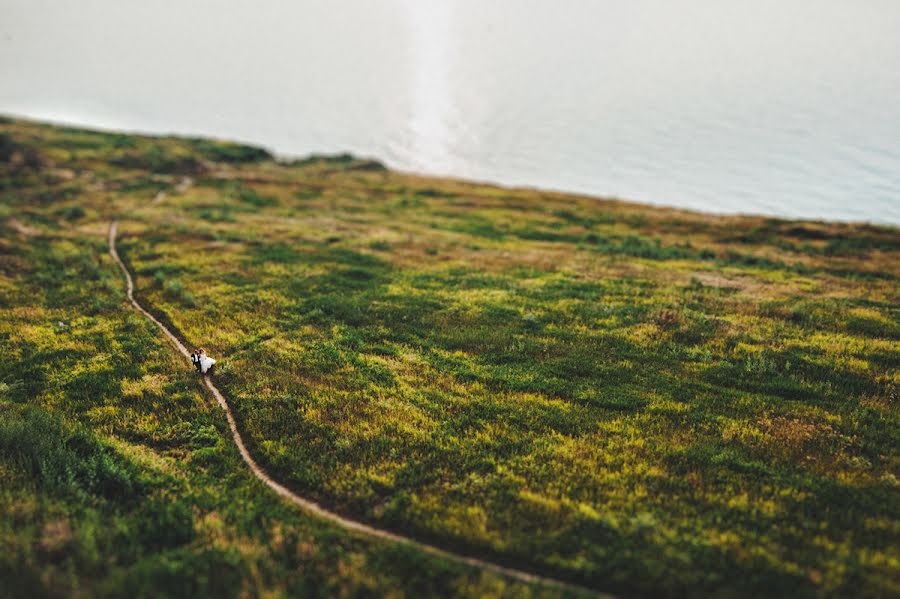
[107,220,605,598]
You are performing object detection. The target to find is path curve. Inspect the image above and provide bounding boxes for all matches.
[107,221,602,597]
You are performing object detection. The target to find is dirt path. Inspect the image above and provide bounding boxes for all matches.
[107,220,603,597]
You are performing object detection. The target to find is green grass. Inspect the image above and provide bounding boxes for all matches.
[1,116,898,598]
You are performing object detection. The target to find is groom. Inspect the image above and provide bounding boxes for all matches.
[190,350,202,373]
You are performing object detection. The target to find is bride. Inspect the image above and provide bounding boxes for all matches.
[190,348,216,374]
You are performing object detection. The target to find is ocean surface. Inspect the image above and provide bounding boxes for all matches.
[2,0,899,223]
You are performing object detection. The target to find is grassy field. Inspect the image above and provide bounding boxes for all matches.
[1,116,898,598]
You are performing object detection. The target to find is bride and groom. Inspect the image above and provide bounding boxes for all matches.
[190,348,216,374]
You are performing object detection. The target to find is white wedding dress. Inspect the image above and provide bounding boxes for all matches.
[198,354,216,373]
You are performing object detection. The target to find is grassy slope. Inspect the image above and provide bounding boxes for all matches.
[1,117,898,597]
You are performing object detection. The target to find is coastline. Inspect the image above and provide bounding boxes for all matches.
[4,111,897,227]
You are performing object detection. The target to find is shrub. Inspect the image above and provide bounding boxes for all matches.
[191,139,272,163]
[234,186,277,207]
[0,133,16,161]
[56,205,86,221]
[162,278,197,307]
[655,308,681,328]
[112,145,205,175]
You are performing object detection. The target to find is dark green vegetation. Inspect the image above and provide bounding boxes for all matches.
[1,117,898,598]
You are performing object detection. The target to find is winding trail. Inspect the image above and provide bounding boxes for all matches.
[107,221,602,597]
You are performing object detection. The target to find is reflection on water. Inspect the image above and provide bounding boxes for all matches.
[405,1,456,173]
[1,0,898,223]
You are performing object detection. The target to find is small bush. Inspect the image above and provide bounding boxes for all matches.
[162,278,197,307]
[0,133,16,161]
[234,186,277,208]
[192,139,272,163]
[112,145,205,175]
[57,205,86,221]
[655,308,681,328]
[0,134,45,169]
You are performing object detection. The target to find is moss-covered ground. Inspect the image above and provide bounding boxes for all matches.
[1,117,898,597]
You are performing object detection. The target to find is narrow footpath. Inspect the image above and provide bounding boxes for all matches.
[107,221,604,598]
